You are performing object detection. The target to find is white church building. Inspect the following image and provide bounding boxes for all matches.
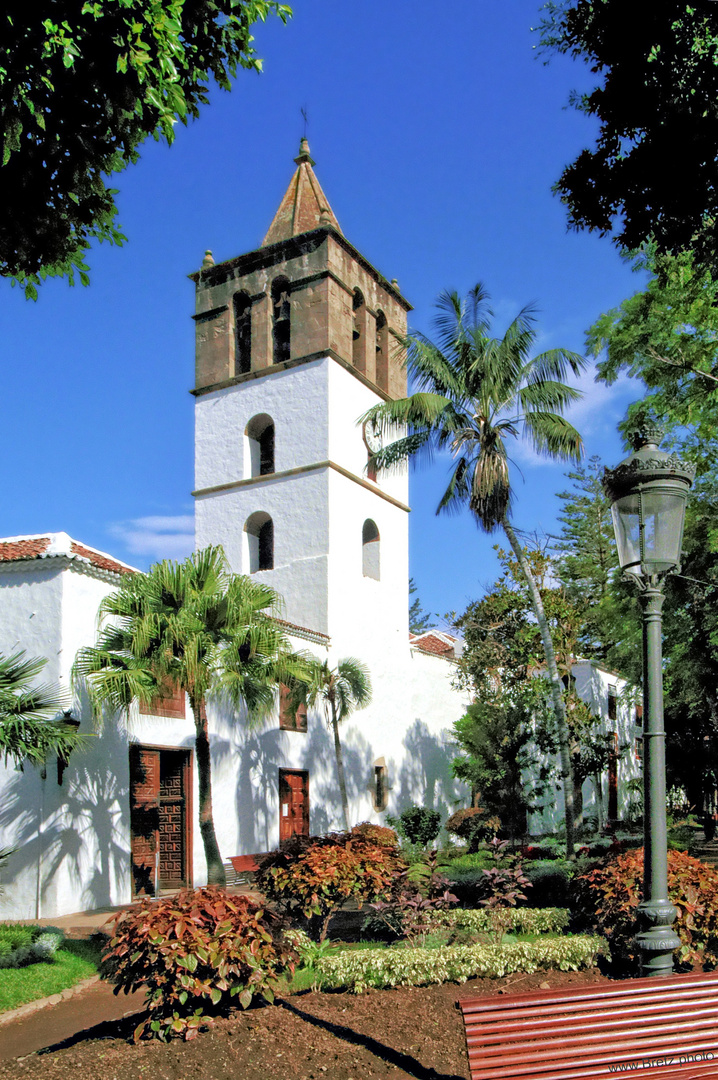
[0,142,639,920]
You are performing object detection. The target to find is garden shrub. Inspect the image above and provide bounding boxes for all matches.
[351,822,398,847]
[445,808,501,851]
[387,806,442,847]
[315,936,604,992]
[478,838,531,908]
[364,850,458,944]
[525,860,575,907]
[102,887,295,1042]
[424,906,570,936]
[576,848,718,969]
[0,924,65,968]
[256,830,403,941]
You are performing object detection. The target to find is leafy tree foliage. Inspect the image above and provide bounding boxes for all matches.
[0,0,291,297]
[553,457,627,663]
[452,694,543,843]
[74,545,302,885]
[589,251,718,474]
[409,577,433,633]
[539,2,718,263]
[0,650,83,767]
[364,284,586,857]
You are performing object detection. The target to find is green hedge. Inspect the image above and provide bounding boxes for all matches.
[425,907,570,935]
[315,935,604,992]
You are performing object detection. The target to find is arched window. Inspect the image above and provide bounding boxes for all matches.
[234,291,252,375]
[375,310,389,392]
[352,288,365,373]
[362,519,380,580]
[271,276,291,365]
[245,512,274,573]
[246,413,275,477]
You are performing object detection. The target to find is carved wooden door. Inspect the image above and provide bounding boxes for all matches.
[158,751,189,890]
[279,769,309,845]
[130,746,191,895]
[129,746,160,896]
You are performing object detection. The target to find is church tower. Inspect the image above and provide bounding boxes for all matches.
[191,140,412,650]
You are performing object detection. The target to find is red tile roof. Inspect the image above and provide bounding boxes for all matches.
[0,534,135,577]
[405,630,455,656]
[0,537,51,562]
[70,541,134,576]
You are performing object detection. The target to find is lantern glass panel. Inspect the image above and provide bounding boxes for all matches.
[639,488,686,574]
[611,494,641,573]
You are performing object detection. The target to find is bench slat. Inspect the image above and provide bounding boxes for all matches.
[459,970,718,1080]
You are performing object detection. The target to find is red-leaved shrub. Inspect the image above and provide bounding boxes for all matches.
[351,821,398,847]
[576,848,718,969]
[256,831,403,940]
[102,887,295,1041]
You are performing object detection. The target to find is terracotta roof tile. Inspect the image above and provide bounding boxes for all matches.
[70,541,134,576]
[0,537,51,562]
[410,632,456,657]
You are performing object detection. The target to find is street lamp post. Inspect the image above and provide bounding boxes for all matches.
[603,428,694,977]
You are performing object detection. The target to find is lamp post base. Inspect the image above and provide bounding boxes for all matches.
[635,899,681,977]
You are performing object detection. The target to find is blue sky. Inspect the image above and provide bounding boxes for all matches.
[0,1,644,622]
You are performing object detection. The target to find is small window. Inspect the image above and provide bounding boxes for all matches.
[375,310,389,392]
[246,413,275,477]
[234,292,252,375]
[352,289,365,373]
[279,684,308,732]
[272,277,291,365]
[373,758,388,811]
[362,519,380,580]
[245,512,274,573]
[608,687,617,722]
[139,678,186,719]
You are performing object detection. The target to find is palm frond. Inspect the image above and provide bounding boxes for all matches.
[523,412,584,463]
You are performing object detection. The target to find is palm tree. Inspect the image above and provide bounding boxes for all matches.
[0,651,81,768]
[363,285,586,858]
[302,658,372,831]
[73,545,303,886]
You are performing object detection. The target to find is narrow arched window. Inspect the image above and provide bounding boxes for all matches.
[362,519,380,580]
[375,310,389,392]
[234,291,252,375]
[246,413,275,477]
[272,276,291,365]
[352,288,365,373]
[245,512,274,573]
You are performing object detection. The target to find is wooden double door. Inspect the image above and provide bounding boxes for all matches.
[129,746,192,896]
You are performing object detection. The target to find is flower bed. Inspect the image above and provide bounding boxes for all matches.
[425,906,570,935]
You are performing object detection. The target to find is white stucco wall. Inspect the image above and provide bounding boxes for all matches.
[528,661,641,835]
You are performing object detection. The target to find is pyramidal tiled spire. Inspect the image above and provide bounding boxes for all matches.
[262,138,342,246]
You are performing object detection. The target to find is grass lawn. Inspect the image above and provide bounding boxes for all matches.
[0,939,103,1014]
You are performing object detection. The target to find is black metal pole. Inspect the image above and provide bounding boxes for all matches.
[634,583,680,976]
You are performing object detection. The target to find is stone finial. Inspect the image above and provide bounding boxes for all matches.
[294,137,316,166]
[202,249,215,269]
[391,278,399,290]
[319,207,333,225]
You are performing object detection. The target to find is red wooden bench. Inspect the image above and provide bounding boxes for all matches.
[458,970,718,1079]
[224,854,262,886]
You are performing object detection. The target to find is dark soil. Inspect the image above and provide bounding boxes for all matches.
[0,968,613,1080]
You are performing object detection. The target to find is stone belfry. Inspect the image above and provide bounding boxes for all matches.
[191,140,412,645]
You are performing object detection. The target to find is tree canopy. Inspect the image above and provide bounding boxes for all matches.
[0,0,291,298]
[74,545,302,885]
[539,2,718,264]
[588,251,718,474]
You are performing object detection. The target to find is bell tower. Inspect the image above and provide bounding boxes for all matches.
[192,140,412,648]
